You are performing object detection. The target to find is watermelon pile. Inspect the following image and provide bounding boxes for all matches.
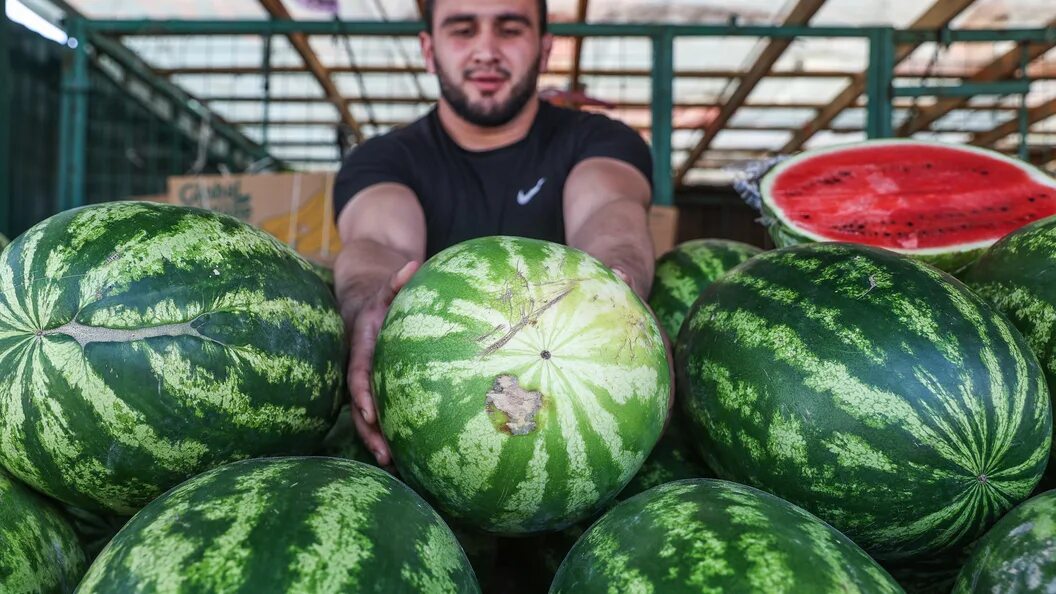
[759,139,1056,272]
[5,141,1056,593]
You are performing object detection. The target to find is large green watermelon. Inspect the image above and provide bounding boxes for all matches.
[759,139,1056,272]
[963,216,1056,409]
[648,239,761,339]
[551,479,902,593]
[1,469,86,593]
[373,236,670,534]
[677,242,1051,562]
[76,457,480,593]
[0,202,346,515]
[952,489,1056,593]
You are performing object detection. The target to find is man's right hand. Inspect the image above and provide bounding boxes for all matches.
[348,260,419,468]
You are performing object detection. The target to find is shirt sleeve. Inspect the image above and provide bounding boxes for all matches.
[574,113,655,189]
[332,134,416,220]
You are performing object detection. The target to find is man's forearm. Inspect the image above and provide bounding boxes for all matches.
[333,238,412,326]
[568,198,655,299]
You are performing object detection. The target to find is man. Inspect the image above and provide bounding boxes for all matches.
[333,0,658,466]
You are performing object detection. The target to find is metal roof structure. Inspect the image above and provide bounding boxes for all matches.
[14,0,1056,185]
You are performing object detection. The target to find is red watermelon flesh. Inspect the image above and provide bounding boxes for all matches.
[760,140,1056,258]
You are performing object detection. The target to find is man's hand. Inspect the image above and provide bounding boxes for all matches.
[347,260,419,468]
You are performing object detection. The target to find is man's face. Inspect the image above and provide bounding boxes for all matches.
[422,0,553,127]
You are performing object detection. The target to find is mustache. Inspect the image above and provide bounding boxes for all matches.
[463,67,512,79]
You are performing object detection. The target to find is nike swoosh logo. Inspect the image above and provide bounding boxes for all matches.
[517,178,546,206]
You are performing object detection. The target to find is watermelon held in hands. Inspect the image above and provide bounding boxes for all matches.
[759,139,1056,272]
[676,242,1052,562]
[0,469,86,594]
[952,489,1056,593]
[372,236,671,535]
[76,457,481,594]
[0,202,347,515]
[648,239,762,339]
[551,479,902,593]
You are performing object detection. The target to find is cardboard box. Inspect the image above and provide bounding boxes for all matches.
[648,204,680,257]
[167,172,342,267]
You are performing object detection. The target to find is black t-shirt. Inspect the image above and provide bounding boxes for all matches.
[332,101,653,258]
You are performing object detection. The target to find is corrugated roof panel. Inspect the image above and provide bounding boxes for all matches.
[747,76,849,104]
[174,73,325,98]
[68,0,266,18]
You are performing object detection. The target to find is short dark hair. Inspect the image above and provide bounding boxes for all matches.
[423,0,549,35]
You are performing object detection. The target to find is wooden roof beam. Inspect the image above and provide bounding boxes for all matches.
[258,0,363,142]
[780,0,975,154]
[675,0,827,186]
[970,97,1056,147]
[898,15,1056,136]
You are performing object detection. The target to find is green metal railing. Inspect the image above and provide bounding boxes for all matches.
[10,18,1056,236]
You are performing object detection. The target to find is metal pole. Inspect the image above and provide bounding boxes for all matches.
[651,30,674,206]
[68,18,89,208]
[58,19,89,211]
[1018,42,1030,161]
[262,30,272,148]
[0,0,12,236]
[866,27,895,138]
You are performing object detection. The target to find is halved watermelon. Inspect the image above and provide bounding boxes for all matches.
[760,139,1056,272]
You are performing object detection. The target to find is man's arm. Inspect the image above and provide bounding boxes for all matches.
[335,183,426,466]
[563,156,655,300]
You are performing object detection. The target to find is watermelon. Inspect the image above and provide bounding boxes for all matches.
[1,469,86,593]
[760,139,1056,272]
[0,233,8,251]
[962,216,1056,408]
[372,236,670,534]
[551,479,902,593]
[952,489,1056,593]
[76,457,480,593]
[0,202,346,515]
[676,242,1052,562]
[648,239,762,339]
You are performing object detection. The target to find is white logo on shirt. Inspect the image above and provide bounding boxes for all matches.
[517,178,546,206]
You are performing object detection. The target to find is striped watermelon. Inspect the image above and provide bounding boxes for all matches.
[76,457,480,593]
[962,216,1056,416]
[551,479,902,593]
[648,239,762,339]
[0,202,346,515]
[1,469,86,593]
[952,489,1056,593]
[373,236,670,534]
[676,242,1051,562]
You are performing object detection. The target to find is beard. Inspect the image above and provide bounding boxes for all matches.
[436,59,541,128]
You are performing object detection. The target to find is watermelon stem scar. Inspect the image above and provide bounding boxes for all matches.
[486,375,543,435]
[44,319,205,347]
[479,285,574,358]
